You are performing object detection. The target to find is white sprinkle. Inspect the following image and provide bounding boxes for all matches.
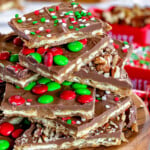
[58,19,62,23]
[39,27,44,31]
[79,24,84,27]
[50,12,56,16]
[76,121,81,124]
[81,118,86,122]
[62,23,67,27]
[105,91,110,94]
[27,18,32,21]
[105,105,110,109]
[82,19,86,22]
[73,5,78,9]
[82,10,87,13]
[46,19,50,23]
[85,23,90,26]
[96,94,100,97]
[21,17,26,21]
[12,102,17,105]
[46,34,51,37]
[40,9,44,13]
[78,19,82,22]
[110,39,114,43]
[104,73,110,78]
[91,17,95,21]
[102,95,107,101]
[124,45,129,48]
[69,13,74,16]
[24,30,30,35]
[26,102,31,106]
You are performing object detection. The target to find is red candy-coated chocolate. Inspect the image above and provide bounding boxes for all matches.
[113,43,119,49]
[13,37,23,46]
[48,47,63,56]
[0,122,14,136]
[44,52,53,67]
[9,95,25,106]
[60,90,76,100]
[37,47,48,54]
[77,95,93,104]
[122,48,128,53]
[0,51,10,60]
[114,97,119,102]
[79,39,87,45]
[12,129,24,138]
[22,47,35,55]
[32,84,48,94]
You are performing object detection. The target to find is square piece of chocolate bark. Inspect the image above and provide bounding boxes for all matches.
[9,1,111,48]
[69,40,133,96]
[0,33,39,88]
[19,35,110,83]
[1,78,95,119]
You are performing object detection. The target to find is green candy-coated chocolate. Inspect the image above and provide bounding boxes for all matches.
[24,81,36,91]
[53,55,68,66]
[38,95,54,104]
[38,77,51,84]
[75,88,91,95]
[67,119,72,124]
[28,53,42,63]
[123,41,128,45]
[0,140,10,150]
[9,54,19,62]
[67,41,83,52]
[47,82,61,91]
[72,83,87,89]
[62,81,73,86]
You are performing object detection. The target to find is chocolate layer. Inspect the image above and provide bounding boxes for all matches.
[1,79,95,119]
[0,33,39,88]
[14,115,126,150]
[32,88,132,138]
[9,2,111,48]
[19,35,110,83]
[69,40,133,96]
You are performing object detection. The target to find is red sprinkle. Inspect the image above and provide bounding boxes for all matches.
[32,84,48,94]
[122,48,128,53]
[62,19,66,23]
[0,122,14,136]
[60,90,76,100]
[13,37,23,46]
[9,95,25,106]
[48,47,63,56]
[46,29,51,33]
[72,22,78,25]
[37,47,48,54]
[113,43,119,49]
[70,18,75,22]
[56,6,59,11]
[95,99,99,103]
[0,51,10,60]
[62,117,71,121]
[44,52,53,67]
[114,97,120,102]
[77,95,93,104]
[27,99,32,102]
[15,64,24,70]
[36,30,41,34]
[12,129,24,138]
[34,10,40,15]
[72,121,76,124]
[79,39,87,45]
[22,47,35,55]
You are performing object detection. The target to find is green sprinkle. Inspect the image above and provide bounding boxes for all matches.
[54,24,57,26]
[41,17,46,23]
[81,11,86,16]
[17,19,23,23]
[79,25,85,28]
[71,2,76,5]
[30,32,36,35]
[33,21,38,25]
[54,20,58,24]
[52,15,57,19]
[62,81,73,86]
[69,26,74,29]
[87,12,92,16]
[77,15,82,19]
[49,8,54,12]
[24,81,36,91]
[75,11,80,16]
[123,41,128,45]
[97,97,102,100]
[75,28,80,31]
[16,85,20,89]
[15,14,19,18]
[37,35,42,37]
[9,54,19,62]
[67,119,72,124]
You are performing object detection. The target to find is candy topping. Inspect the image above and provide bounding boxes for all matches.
[77,95,93,104]
[48,47,63,56]
[53,55,68,66]
[60,90,76,100]
[11,129,24,138]
[8,95,25,106]
[67,41,83,52]
[44,52,53,67]
[32,84,48,94]
[0,140,10,150]
[0,122,14,136]
[38,95,54,104]
[47,82,61,91]
[0,52,10,60]
[28,53,42,63]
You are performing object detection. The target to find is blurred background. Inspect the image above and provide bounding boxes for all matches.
[0,0,150,111]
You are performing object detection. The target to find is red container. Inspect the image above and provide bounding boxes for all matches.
[89,8,150,46]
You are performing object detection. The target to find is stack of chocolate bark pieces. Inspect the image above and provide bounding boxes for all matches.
[0,1,138,150]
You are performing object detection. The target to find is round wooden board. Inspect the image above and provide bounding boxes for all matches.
[82,93,150,150]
